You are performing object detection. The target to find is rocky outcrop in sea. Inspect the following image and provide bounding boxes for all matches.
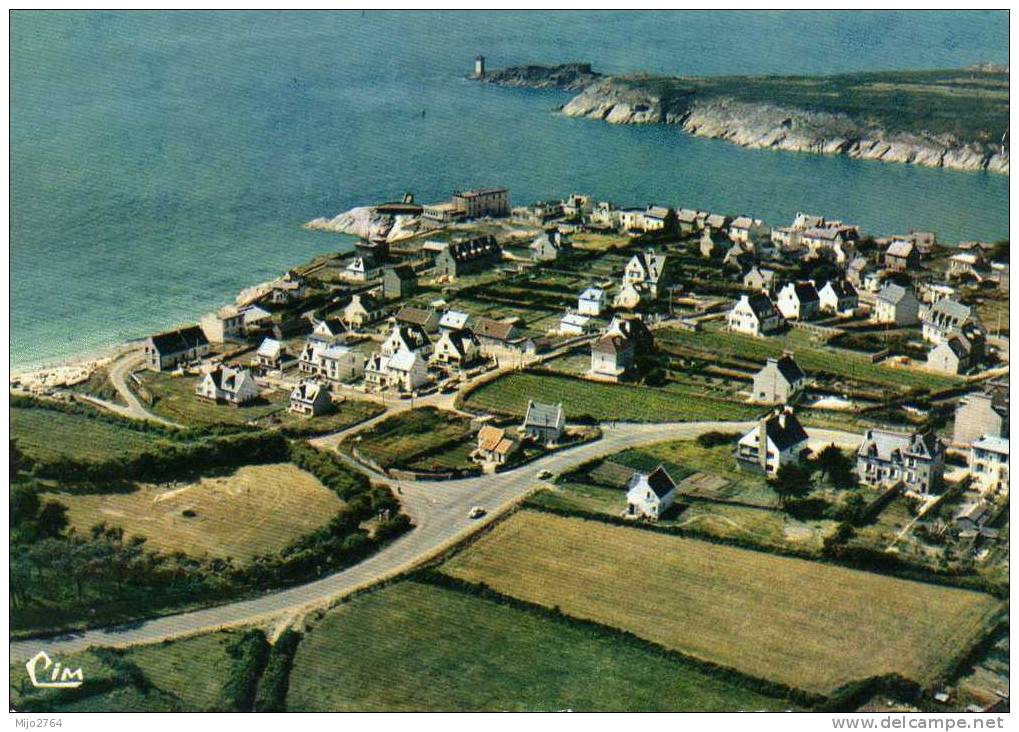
[478,63,601,91]
[304,206,425,242]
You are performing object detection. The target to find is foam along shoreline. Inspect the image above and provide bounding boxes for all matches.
[10,339,140,392]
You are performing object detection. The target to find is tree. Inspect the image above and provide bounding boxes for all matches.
[36,501,69,539]
[10,484,40,528]
[770,462,812,505]
[814,444,857,490]
[663,208,679,237]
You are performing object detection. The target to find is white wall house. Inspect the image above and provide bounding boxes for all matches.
[728,294,784,337]
[578,287,606,316]
[195,366,260,405]
[625,466,678,521]
[736,409,808,475]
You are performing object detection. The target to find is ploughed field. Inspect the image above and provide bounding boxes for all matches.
[286,581,793,712]
[48,463,343,562]
[441,511,1003,695]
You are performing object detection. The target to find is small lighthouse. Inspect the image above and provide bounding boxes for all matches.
[474,55,486,79]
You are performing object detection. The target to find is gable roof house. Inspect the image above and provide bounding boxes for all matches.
[969,435,1009,496]
[395,306,441,333]
[438,309,473,334]
[872,284,920,326]
[145,326,211,371]
[345,255,381,283]
[626,466,678,521]
[856,429,945,495]
[613,282,647,310]
[700,227,727,259]
[309,317,349,345]
[558,312,594,336]
[752,354,807,405]
[342,293,384,329]
[817,279,859,315]
[845,256,872,289]
[472,318,523,349]
[381,323,432,358]
[728,293,785,337]
[921,299,978,345]
[475,425,520,466]
[432,329,481,366]
[200,306,245,345]
[530,228,571,262]
[434,235,502,279]
[736,408,809,475]
[578,287,606,316]
[319,345,368,383]
[590,334,634,380]
[255,337,285,369]
[723,241,754,270]
[729,216,768,245]
[623,249,669,298]
[802,227,853,263]
[607,315,655,353]
[884,239,920,272]
[705,213,731,231]
[268,271,309,304]
[195,366,260,405]
[522,401,565,445]
[953,388,1009,447]
[382,264,418,300]
[927,333,977,375]
[385,349,430,392]
[743,266,777,294]
[289,381,333,416]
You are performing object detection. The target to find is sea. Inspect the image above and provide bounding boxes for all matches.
[10,10,1010,370]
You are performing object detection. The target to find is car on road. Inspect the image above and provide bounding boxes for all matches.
[468,506,487,519]
[536,469,552,480]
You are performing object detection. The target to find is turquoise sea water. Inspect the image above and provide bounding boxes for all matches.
[10,11,1009,369]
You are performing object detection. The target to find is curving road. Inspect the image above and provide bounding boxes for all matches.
[9,421,860,660]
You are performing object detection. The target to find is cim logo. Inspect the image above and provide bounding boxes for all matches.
[25,651,84,689]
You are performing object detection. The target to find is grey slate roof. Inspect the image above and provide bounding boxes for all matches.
[765,411,809,451]
[760,355,806,385]
[524,400,565,430]
[877,283,911,305]
[747,293,779,319]
[149,325,209,355]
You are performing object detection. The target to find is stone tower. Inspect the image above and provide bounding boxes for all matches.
[474,55,485,79]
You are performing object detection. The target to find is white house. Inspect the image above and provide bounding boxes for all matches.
[200,306,245,344]
[432,329,481,366]
[752,355,806,405]
[289,381,332,416]
[320,344,368,382]
[729,216,768,245]
[385,350,430,392]
[195,366,260,405]
[622,249,669,298]
[255,338,284,370]
[345,255,380,282]
[438,309,473,333]
[776,282,820,321]
[558,312,593,336]
[817,279,859,315]
[578,287,606,316]
[743,266,777,294]
[381,323,432,358]
[969,435,1009,496]
[342,294,384,329]
[522,401,566,445]
[728,294,785,337]
[921,299,977,345]
[626,466,678,521]
[872,284,920,326]
[736,408,809,475]
[309,318,347,345]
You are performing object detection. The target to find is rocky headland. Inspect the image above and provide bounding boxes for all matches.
[479,64,1009,175]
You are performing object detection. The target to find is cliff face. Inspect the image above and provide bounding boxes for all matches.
[485,67,1009,175]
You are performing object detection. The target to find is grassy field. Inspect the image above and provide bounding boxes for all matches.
[352,407,476,471]
[657,325,960,392]
[122,632,237,711]
[442,511,1003,695]
[138,372,287,426]
[48,463,343,562]
[12,406,167,463]
[287,580,792,711]
[463,371,760,422]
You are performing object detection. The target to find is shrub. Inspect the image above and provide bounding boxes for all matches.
[219,629,270,712]
[253,630,303,712]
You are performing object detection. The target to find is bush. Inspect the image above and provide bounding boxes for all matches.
[219,629,270,712]
[253,630,302,712]
[696,431,741,448]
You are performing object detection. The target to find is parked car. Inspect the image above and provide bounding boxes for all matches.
[536,469,552,480]
[468,506,486,519]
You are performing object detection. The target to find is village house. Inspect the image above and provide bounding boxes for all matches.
[432,329,481,367]
[345,255,380,283]
[144,325,211,371]
[522,401,565,445]
[299,342,367,382]
[776,281,820,321]
[953,388,1009,446]
[438,309,473,334]
[254,337,285,371]
[622,249,669,298]
[729,216,768,245]
[626,466,678,521]
[308,318,347,345]
[512,200,565,225]
[735,408,809,476]
[846,256,872,289]
[969,435,1009,496]
[612,282,646,310]
[954,501,993,534]
[618,208,647,234]
[199,306,245,344]
[451,187,510,218]
[642,205,671,232]
[699,227,727,258]
[588,201,620,229]
[434,235,503,279]
[728,293,785,337]
[927,334,978,375]
[473,317,523,351]
[722,241,754,270]
[380,323,432,358]
[872,283,920,326]
[363,353,389,389]
[395,306,441,333]
[241,302,278,330]
[801,228,853,263]
[817,279,859,315]
[743,266,777,294]
[921,299,978,344]
[342,293,384,329]
[884,239,920,272]
[384,349,430,392]
[272,317,312,343]
[530,228,571,262]
[918,281,957,305]
[289,381,332,417]
[561,193,594,219]
[475,425,519,466]
[269,271,308,304]
[558,312,594,336]
[752,354,806,405]
[195,365,260,405]
[705,213,731,231]
[590,316,654,380]
[856,429,945,495]
[382,264,417,300]
[578,287,606,316]
[947,252,990,282]
[676,208,703,236]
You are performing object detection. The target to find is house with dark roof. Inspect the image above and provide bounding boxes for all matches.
[530,228,571,262]
[395,306,440,333]
[736,408,809,475]
[817,279,859,315]
[342,293,384,329]
[268,271,309,304]
[289,381,333,417]
[856,428,944,495]
[434,235,502,279]
[752,355,806,405]
[921,298,978,345]
[590,334,633,380]
[382,264,418,300]
[699,227,727,259]
[728,293,784,337]
[884,239,920,272]
[626,466,678,520]
[927,325,983,375]
[195,366,259,405]
[522,401,565,445]
[381,322,432,358]
[776,281,821,321]
[144,326,211,371]
[309,318,348,345]
[953,388,1009,447]
[432,329,481,367]
[872,284,920,326]
[472,317,523,350]
[622,249,669,298]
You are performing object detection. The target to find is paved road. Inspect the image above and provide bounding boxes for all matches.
[90,350,182,427]
[10,420,860,660]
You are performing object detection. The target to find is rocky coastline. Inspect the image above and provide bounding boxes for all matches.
[480,64,1009,175]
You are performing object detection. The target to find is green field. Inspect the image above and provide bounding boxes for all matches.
[122,632,238,710]
[353,407,476,471]
[12,406,167,463]
[657,325,959,392]
[443,511,1003,695]
[287,581,792,711]
[463,371,760,422]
